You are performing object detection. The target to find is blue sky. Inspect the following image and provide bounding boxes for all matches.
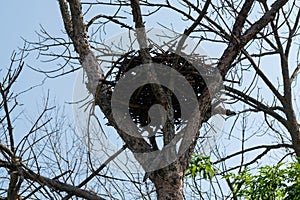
[1,1,62,64]
[0,1,76,142]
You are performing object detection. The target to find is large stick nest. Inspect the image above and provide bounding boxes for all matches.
[107,49,215,127]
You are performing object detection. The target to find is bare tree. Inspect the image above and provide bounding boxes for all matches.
[2,0,300,199]
[0,51,111,199]
[54,0,290,199]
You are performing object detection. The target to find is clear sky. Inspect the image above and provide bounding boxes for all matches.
[0,1,75,142]
[1,1,62,65]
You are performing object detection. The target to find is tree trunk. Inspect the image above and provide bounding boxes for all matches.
[151,168,184,200]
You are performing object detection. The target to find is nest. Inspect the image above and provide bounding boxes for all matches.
[107,49,215,127]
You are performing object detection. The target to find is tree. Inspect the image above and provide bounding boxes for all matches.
[55,0,293,199]
[1,0,299,199]
[0,52,107,199]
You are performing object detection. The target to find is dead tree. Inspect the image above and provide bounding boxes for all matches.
[55,0,289,199]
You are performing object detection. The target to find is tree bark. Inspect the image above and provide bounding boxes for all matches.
[150,165,184,200]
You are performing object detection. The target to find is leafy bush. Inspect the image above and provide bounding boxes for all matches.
[225,159,300,200]
[186,155,300,199]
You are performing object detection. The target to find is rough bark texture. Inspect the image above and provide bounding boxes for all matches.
[151,166,184,200]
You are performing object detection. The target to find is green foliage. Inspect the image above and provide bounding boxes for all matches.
[226,159,300,200]
[185,154,217,180]
[186,155,300,199]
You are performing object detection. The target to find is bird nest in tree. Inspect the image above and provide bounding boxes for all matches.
[107,49,215,127]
